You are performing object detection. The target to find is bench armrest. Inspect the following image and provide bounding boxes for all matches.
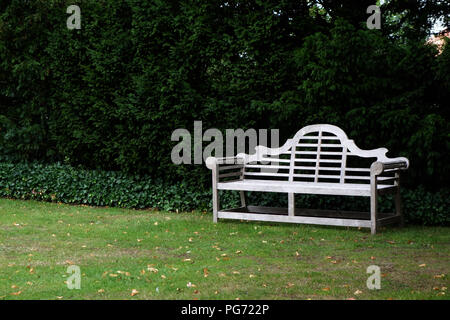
[205,156,245,170]
[370,159,409,176]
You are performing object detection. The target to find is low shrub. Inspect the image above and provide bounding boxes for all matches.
[0,161,448,226]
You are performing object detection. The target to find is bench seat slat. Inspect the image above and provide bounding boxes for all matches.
[217,180,394,196]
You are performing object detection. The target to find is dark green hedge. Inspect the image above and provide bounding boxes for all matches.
[0,162,448,226]
[1,1,449,191]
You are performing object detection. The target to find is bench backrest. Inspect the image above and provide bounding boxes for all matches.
[239,124,406,185]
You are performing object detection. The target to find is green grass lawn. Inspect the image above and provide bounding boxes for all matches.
[0,198,448,300]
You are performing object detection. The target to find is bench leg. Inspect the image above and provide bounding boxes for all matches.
[240,191,247,208]
[212,186,219,223]
[395,188,404,227]
[288,193,295,216]
[370,192,378,235]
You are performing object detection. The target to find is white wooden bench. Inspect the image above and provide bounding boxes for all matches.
[206,124,409,234]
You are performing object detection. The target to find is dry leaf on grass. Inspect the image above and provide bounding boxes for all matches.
[130,289,139,296]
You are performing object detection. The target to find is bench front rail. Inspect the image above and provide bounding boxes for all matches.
[206,124,409,234]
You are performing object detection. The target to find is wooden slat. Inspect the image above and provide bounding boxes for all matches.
[217,211,372,228]
[260,158,290,163]
[295,151,344,155]
[377,215,400,226]
[377,177,397,184]
[245,164,290,170]
[345,167,371,172]
[244,172,290,177]
[293,174,341,179]
[218,165,243,171]
[293,166,317,171]
[299,137,340,141]
[296,143,342,148]
[219,171,242,179]
[314,130,322,182]
[345,175,371,180]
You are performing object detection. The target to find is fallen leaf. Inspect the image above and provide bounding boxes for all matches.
[98,289,105,293]
[10,291,22,296]
[286,282,294,288]
[419,264,426,267]
[147,267,158,273]
[203,268,209,278]
[130,289,139,296]
[354,290,363,295]
[322,287,330,291]
[434,274,445,279]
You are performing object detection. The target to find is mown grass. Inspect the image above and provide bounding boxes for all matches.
[0,198,448,300]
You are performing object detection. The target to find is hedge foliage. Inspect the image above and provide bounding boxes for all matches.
[0,1,449,191]
[0,161,448,226]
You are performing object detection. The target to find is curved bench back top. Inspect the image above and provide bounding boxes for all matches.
[237,124,408,184]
